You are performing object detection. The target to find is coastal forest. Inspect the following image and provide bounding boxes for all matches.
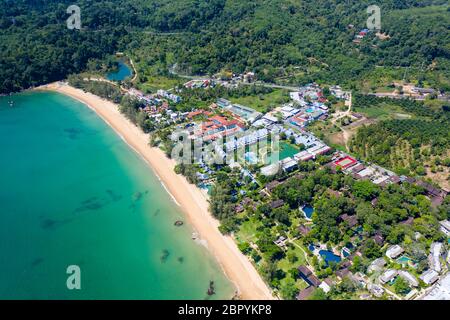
[1,0,450,93]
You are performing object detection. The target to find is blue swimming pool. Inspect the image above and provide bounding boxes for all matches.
[397,256,412,264]
[319,250,341,265]
[302,205,314,219]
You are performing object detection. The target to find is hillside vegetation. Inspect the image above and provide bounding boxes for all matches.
[1,0,449,93]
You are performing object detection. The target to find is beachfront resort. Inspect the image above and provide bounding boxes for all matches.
[90,73,450,300]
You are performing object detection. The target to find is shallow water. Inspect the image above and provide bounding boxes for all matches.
[0,92,234,299]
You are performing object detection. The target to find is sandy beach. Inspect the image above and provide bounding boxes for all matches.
[37,82,273,300]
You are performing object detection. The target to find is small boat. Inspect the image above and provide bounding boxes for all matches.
[192,232,198,240]
[174,220,184,227]
[207,281,215,296]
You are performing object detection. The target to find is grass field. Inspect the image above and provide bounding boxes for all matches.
[354,103,414,120]
[229,89,290,113]
[137,75,184,92]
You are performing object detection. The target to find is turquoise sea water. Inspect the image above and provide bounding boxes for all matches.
[0,92,234,299]
[107,61,132,81]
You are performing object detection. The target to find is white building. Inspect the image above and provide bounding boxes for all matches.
[368,258,386,273]
[280,157,298,172]
[420,269,439,285]
[429,242,443,273]
[398,270,419,287]
[368,284,384,297]
[439,220,450,236]
[380,269,398,284]
[261,163,281,176]
[386,245,404,259]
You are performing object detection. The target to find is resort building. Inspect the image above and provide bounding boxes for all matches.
[339,214,358,228]
[199,115,245,141]
[386,245,404,259]
[296,286,315,300]
[294,151,314,162]
[319,278,334,293]
[429,242,443,273]
[280,157,298,172]
[368,258,386,273]
[368,284,384,297]
[398,270,419,287]
[216,99,262,124]
[420,269,440,285]
[260,163,281,176]
[307,143,331,157]
[439,220,450,236]
[270,200,285,210]
[298,266,321,288]
[379,269,398,284]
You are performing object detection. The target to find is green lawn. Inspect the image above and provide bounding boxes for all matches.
[236,216,262,244]
[277,243,310,294]
[354,103,412,120]
[230,89,290,113]
[137,75,184,92]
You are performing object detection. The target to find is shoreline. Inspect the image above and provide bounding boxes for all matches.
[36,82,274,300]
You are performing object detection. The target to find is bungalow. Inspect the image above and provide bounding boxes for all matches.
[390,175,401,184]
[368,257,386,273]
[296,286,315,300]
[372,175,390,186]
[398,270,419,287]
[319,278,334,293]
[274,236,288,248]
[386,245,404,259]
[290,115,309,128]
[280,105,300,119]
[429,242,443,273]
[356,167,376,179]
[440,220,450,236]
[298,225,311,236]
[372,233,385,246]
[349,163,366,174]
[420,269,440,285]
[298,265,313,278]
[339,214,358,228]
[264,180,281,194]
[400,217,414,226]
[336,268,351,280]
[368,284,384,297]
[379,269,398,284]
[270,199,285,210]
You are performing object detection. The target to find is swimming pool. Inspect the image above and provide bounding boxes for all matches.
[397,256,412,264]
[319,250,342,265]
[302,205,314,220]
